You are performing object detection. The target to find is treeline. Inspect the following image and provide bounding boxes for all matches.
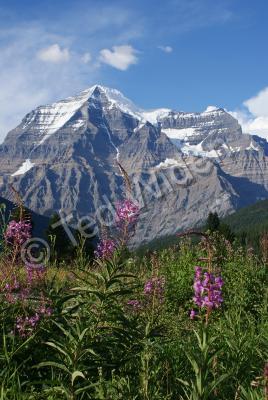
[138,209,268,255]
[2,197,268,258]
[0,202,95,263]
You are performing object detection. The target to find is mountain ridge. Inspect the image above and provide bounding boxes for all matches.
[0,84,268,246]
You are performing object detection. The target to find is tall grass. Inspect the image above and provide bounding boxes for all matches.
[0,201,267,399]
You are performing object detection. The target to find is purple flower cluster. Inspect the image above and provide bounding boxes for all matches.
[4,278,20,292]
[94,239,117,260]
[191,266,223,318]
[126,276,165,314]
[16,314,40,337]
[190,309,197,320]
[144,276,165,302]
[3,277,20,303]
[116,199,140,225]
[26,263,46,283]
[4,220,31,245]
[16,305,52,337]
[127,299,142,311]
[0,235,52,337]
[1,263,46,304]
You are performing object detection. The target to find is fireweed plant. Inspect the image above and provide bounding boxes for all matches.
[191,266,224,323]
[4,219,31,265]
[0,199,53,341]
[0,180,267,398]
[94,161,139,261]
[175,232,228,399]
[94,198,140,260]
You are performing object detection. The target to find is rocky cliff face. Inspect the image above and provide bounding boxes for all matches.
[0,85,267,245]
[159,108,260,156]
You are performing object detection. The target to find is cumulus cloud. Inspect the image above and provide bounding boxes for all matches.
[244,87,268,118]
[158,45,173,53]
[230,87,268,139]
[99,45,138,71]
[0,26,102,143]
[0,1,142,143]
[37,44,70,63]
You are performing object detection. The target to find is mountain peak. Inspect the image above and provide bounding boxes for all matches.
[4,85,245,150]
[82,85,173,124]
[86,84,142,118]
[17,84,142,144]
[1,84,268,246]
[204,105,220,113]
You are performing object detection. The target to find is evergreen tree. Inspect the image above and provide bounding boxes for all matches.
[219,222,235,242]
[46,214,96,263]
[73,220,95,259]
[46,213,75,261]
[206,212,235,242]
[206,212,220,232]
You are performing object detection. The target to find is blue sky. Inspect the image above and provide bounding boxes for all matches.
[0,0,268,140]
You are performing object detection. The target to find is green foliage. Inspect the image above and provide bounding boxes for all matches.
[11,204,32,225]
[46,213,75,262]
[0,203,7,253]
[206,212,220,232]
[46,214,95,265]
[178,327,229,400]
[223,199,268,250]
[0,236,267,399]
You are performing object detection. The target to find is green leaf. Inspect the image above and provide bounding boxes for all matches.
[35,361,70,374]
[71,370,85,386]
[44,341,72,362]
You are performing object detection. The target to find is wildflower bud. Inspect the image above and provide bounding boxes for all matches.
[116,199,140,225]
[4,220,31,246]
[190,309,197,320]
[192,266,224,314]
[94,239,117,260]
[144,276,165,302]
[127,300,142,311]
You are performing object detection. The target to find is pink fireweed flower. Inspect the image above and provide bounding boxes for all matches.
[39,305,53,316]
[94,238,117,260]
[192,266,223,315]
[4,278,20,292]
[4,220,31,246]
[190,309,197,320]
[194,266,202,279]
[1,276,20,303]
[15,304,53,337]
[127,299,142,311]
[144,276,165,302]
[16,313,40,337]
[116,199,140,225]
[25,263,46,284]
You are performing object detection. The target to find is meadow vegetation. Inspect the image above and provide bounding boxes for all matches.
[0,198,267,399]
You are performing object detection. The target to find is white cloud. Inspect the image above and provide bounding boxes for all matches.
[0,3,143,143]
[230,87,268,139]
[158,45,173,53]
[0,27,101,143]
[81,52,91,64]
[99,45,138,71]
[244,116,268,137]
[231,110,268,139]
[37,43,70,63]
[244,87,268,118]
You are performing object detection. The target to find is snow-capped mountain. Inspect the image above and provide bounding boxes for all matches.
[0,85,268,245]
[157,107,262,157]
